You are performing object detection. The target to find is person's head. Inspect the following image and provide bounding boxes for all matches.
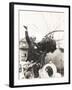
[38,37,56,52]
[30,36,36,42]
[45,66,53,77]
[23,62,34,79]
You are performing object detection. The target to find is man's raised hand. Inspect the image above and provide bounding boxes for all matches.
[23,25,28,30]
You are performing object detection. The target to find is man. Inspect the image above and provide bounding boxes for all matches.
[25,26,56,62]
[24,26,41,63]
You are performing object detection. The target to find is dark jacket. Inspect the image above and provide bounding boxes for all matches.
[25,31,41,63]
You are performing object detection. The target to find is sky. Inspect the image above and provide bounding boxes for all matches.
[19,10,64,44]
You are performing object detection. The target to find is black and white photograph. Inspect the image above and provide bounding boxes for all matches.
[9,2,70,87]
[19,11,64,79]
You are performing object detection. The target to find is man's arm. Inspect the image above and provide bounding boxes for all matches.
[24,26,31,46]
